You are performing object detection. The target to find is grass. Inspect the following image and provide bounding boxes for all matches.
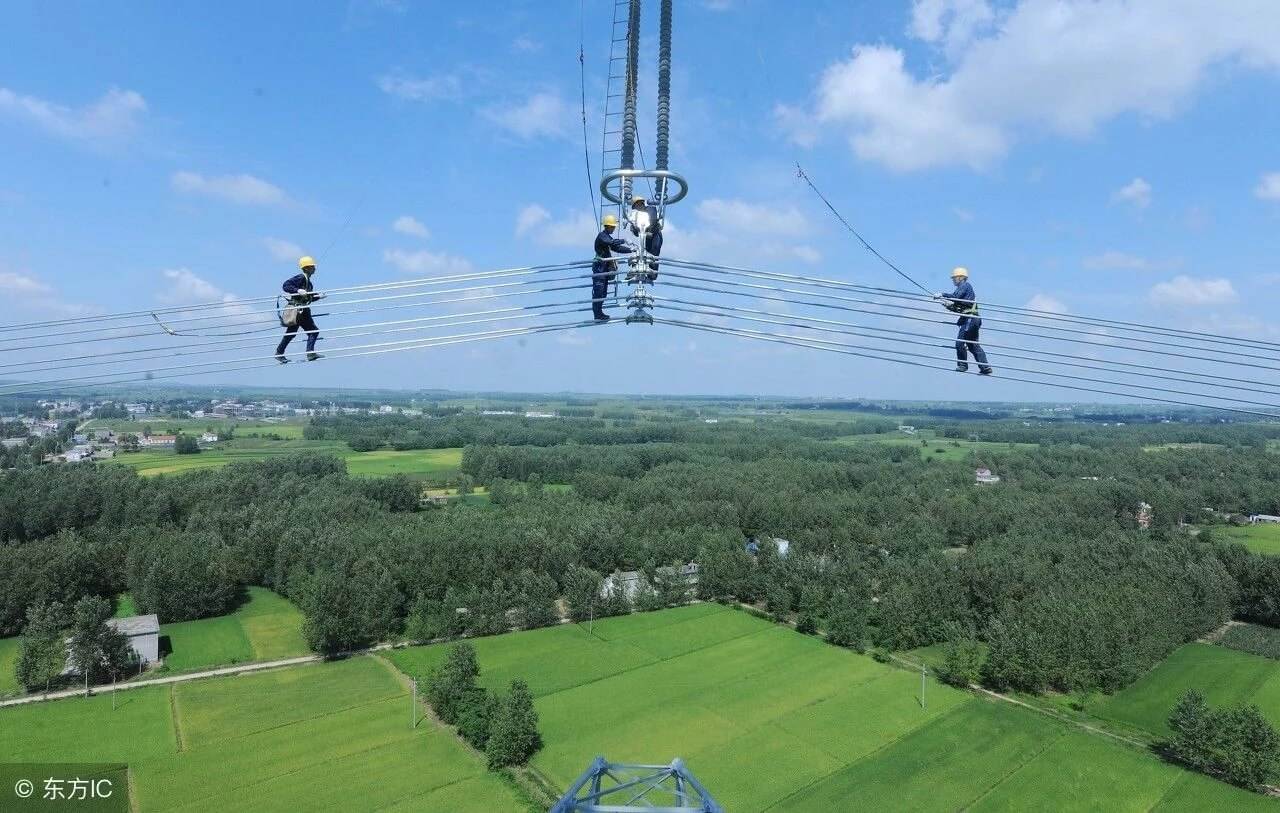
[1217,523,1280,556]
[113,592,138,618]
[1093,643,1280,736]
[159,587,308,672]
[108,439,463,479]
[391,606,1270,812]
[833,429,1035,462]
[0,636,19,697]
[0,656,527,812]
[84,418,309,438]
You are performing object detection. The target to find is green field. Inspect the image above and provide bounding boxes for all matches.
[1094,643,1280,735]
[1218,523,1280,556]
[83,417,309,438]
[834,429,1036,461]
[108,439,463,479]
[160,587,308,672]
[389,605,1270,811]
[0,656,528,812]
[0,636,19,697]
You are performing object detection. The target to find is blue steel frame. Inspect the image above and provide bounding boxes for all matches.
[550,757,723,813]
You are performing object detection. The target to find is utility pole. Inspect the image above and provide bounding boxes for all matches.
[920,664,927,709]
[410,677,418,729]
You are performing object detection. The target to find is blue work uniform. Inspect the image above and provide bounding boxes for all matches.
[943,280,991,371]
[275,272,320,356]
[592,228,633,318]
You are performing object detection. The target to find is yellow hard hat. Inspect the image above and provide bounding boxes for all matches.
[632,195,646,204]
[602,214,619,227]
[298,256,316,270]
[950,266,969,279]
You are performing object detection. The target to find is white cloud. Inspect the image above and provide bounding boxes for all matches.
[1149,275,1238,307]
[172,171,288,206]
[1083,250,1155,271]
[910,0,996,55]
[695,198,811,237]
[0,86,146,143]
[1113,177,1152,209]
[952,207,975,222]
[377,73,463,102]
[383,248,474,276]
[702,0,735,9]
[791,246,822,264]
[1255,172,1280,201]
[262,237,303,262]
[515,206,595,247]
[392,215,430,238]
[482,91,570,139]
[1024,293,1067,314]
[784,0,1280,171]
[0,271,53,297]
[515,204,552,238]
[512,36,542,53]
[157,268,231,305]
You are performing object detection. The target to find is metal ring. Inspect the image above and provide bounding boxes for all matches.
[600,169,688,205]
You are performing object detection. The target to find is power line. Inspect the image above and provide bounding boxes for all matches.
[655,271,1280,374]
[663,257,1280,355]
[794,164,933,295]
[579,0,598,215]
[657,302,1280,411]
[657,317,1280,420]
[0,318,610,396]
[656,295,1280,398]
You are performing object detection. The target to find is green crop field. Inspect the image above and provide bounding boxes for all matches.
[390,605,1270,812]
[1094,643,1280,735]
[160,587,308,672]
[0,656,528,812]
[0,636,19,697]
[1218,523,1280,556]
[834,430,1036,462]
[108,440,463,479]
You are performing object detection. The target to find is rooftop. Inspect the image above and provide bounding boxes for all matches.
[109,614,160,637]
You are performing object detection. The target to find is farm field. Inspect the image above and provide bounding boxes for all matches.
[833,429,1036,461]
[82,417,309,438]
[108,438,463,479]
[0,656,529,812]
[1218,523,1280,556]
[390,605,1272,811]
[1094,643,1280,735]
[160,587,308,672]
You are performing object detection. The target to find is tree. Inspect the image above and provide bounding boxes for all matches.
[16,600,67,693]
[514,570,559,630]
[405,594,449,643]
[765,581,792,622]
[563,565,602,623]
[67,595,132,692]
[486,679,542,769]
[794,584,824,634]
[174,434,200,455]
[1226,704,1280,790]
[456,688,498,750]
[825,593,868,651]
[938,624,983,687]
[427,642,479,725]
[1168,689,1213,772]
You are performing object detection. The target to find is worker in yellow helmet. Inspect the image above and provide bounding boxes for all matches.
[275,256,326,363]
[936,266,992,375]
[592,214,634,321]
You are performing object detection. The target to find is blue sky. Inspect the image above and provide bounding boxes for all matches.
[2,0,1279,401]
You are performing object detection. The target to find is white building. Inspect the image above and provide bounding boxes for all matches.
[524,411,556,419]
[139,435,176,448]
[975,468,1001,485]
[199,432,219,444]
[1250,514,1280,524]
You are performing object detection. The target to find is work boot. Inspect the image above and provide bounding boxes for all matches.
[954,363,969,373]
[306,352,323,362]
[276,355,290,364]
[979,366,994,376]
[594,313,611,322]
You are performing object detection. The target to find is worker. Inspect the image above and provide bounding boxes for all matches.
[592,215,634,321]
[628,195,662,282]
[275,256,325,363]
[937,266,993,375]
